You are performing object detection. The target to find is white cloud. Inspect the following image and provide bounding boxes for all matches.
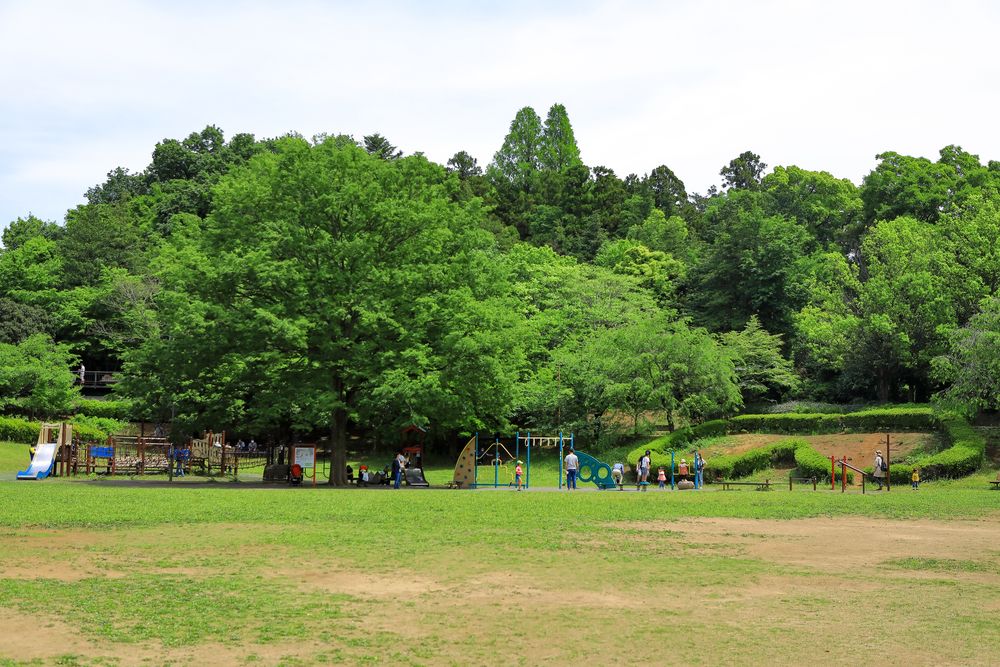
[1,0,999,226]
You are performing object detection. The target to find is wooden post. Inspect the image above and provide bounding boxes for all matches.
[812,477,817,491]
[841,456,847,493]
[830,456,835,490]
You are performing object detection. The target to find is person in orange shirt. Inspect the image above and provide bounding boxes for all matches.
[515,460,524,491]
[657,466,667,489]
[678,458,689,479]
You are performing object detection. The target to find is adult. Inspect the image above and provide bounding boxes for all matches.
[611,461,625,490]
[694,451,706,489]
[564,448,579,490]
[873,450,887,490]
[393,450,406,489]
[638,450,651,490]
[77,363,85,385]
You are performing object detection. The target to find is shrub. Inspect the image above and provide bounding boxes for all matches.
[703,440,799,482]
[73,399,135,421]
[0,416,41,443]
[793,442,853,484]
[0,415,122,444]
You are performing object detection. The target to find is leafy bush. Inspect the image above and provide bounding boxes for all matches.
[0,416,41,443]
[793,442,851,483]
[74,399,135,421]
[0,415,121,444]
[704,440,798,482]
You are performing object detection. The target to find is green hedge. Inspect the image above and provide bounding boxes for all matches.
[704,440,799,482]
[0,415,120,444]
[0,416,41,443]
[73,399,136,421]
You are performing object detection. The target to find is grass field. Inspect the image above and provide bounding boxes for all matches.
[2,441,1000,666]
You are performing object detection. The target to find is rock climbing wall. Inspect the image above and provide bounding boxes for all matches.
[453,437,476,488]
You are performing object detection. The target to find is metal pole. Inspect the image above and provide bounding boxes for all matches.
[842,456,847,493]
[671,450,675,490]
[886,433,891,492]
[526,432,531,490]
[559,432,563,490]
[494,436,499,488]
[474,432,479,489]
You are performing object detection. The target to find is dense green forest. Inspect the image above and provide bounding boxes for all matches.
[3,105,1000,481]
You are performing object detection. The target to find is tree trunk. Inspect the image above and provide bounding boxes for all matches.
[329,406,348,486]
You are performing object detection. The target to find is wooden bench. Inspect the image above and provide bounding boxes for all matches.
[719,480,771,491]
[990,480,1000,489]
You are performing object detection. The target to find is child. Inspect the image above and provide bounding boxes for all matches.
[611,461,625,490]
[657,466,667,489]
[911,466,920,490]
[515,460,523,491]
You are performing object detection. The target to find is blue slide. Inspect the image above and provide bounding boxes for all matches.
[17,442,58,480]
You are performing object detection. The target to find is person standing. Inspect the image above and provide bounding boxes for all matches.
[564,448,579,490]
[637,450,651,491]
[77,363,86,385]
[873,450,887,490]
[515,460,523,491]
[657,466,667,489]
[911,466,920,490]
[393,450,406,489]
[694,451,706,489]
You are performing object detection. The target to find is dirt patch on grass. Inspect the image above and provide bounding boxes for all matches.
[632,516,1000,574]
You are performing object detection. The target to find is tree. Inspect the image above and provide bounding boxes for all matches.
[0,333,79,417]
[2,215,61,250]
[122,138,519,484]
[719,315,800,404]
[489,106,543,185]
[85,167,149,205]
[363,133,402,160]
[644,165,693,220]
[446,151,482,179]
[691,191,810,335]
[762,166,863,250]
[720,151,766,191]
[538,103,582,172]
[933,295,1000,412]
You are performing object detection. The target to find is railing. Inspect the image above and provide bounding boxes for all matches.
[75,370,119,390]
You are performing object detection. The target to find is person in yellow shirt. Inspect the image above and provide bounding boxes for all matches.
[911,466,920,490]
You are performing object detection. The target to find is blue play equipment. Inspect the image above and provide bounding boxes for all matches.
[574,450,618,489]
[17,442,58,480]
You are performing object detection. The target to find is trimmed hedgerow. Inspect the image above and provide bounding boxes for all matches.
[73,399,136,421]
[0,416,41,443]
[703,440,799,482]
[0,415,121,444]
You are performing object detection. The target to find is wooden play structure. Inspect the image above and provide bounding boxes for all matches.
[85,433,172,475]
[17,423,76,480]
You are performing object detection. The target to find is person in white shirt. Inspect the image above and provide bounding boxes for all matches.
[638,450,651,491]
[611,461,625,490]
[564,449,579,490]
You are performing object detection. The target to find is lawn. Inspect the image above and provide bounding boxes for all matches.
[2,442,1000,665]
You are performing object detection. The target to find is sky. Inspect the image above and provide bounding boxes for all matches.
[2,0,999,229]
